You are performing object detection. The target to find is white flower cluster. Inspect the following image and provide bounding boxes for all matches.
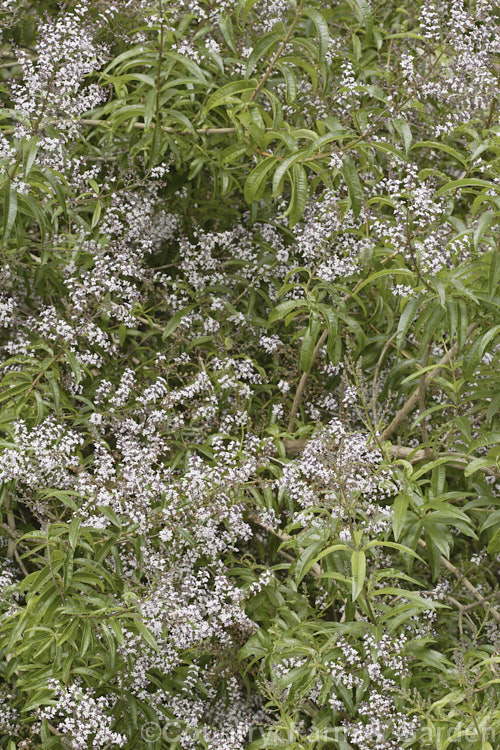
[272,630,419,748]
[407,0,500,134]
[291,188,374,282]
[278,419,397,535]
[10,2,108,143]
[39,680,127,749]
[0,417,84,522]
[0,685,21,738]
[341,632,420,749]
[371,162,458,275]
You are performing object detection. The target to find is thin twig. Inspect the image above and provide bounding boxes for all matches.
[371,331,398,425]
[445,594,493,640]
[248,0,305,103]
[287,329,328,432]
[47,722,74,749]
[80,118,241,135]
[380,324,478,442]
[281,439,499,477]
[418,345,430,443]
[418,539,500,624]
[249,516,322,577]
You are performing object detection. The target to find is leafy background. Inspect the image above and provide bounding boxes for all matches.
[0,0,499,748]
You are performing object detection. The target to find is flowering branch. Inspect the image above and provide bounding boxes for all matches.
[282,440,499,477]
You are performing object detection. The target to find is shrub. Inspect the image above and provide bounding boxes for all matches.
[0,0,499,748]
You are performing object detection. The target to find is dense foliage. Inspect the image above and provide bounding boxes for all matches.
[0,0,499,748]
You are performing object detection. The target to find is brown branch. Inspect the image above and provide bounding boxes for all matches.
[281,439,499,477]
[445,594,495,640]
[287,329,328,432]
[46,722,74,749]
[380,324,477,442]
[248,0,305,103]
[79,118,241,135]
[418,539,500,624]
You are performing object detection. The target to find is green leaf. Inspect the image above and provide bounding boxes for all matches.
[21,689,57,714]
[354,267,414,293]
[268,299,303,326]
[134,618,159,651]
[100,622,117,668]
[488,249,500,298]
[436,178,495,196]
[401,362,450,385]
[162,304,196,339]
[465,456,497,477]
[68,517,81,550]
[351,549,366,602]
[411,140,467,168]
[245,32,282,77]
[148,124,163,168]
[303,8,329,61]
[17,193,47,241]
[91,200,102,229]
[3,185,18,242]
[463,325,500,377]
[65,350,82,385]
[237,0,260,23]
[394,118,412,156]
[392,493,409,541]
[396,295,420,348]
[341,156,363,218]
[205,79,257,112]
[218,14,237,53]
[351,0,373,39]
[97,505,122,527]
[365,540,424,561]
[276,63,297,104]
[23,137,39,176]
[296,542,349,584]
[244,156,278,203]
[286,163,308,228]
[272,152,306,197]
[299,322,317,373]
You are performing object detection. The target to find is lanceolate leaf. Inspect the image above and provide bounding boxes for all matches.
[341,155,363,218]
[2,185,17,241]
[351,549,366,602]
[244,156,278,203]
[286,163,308,227]
[204,79,257,112]
[350,0,373,39]
[303,8,329,61]
[1,2,499,745]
